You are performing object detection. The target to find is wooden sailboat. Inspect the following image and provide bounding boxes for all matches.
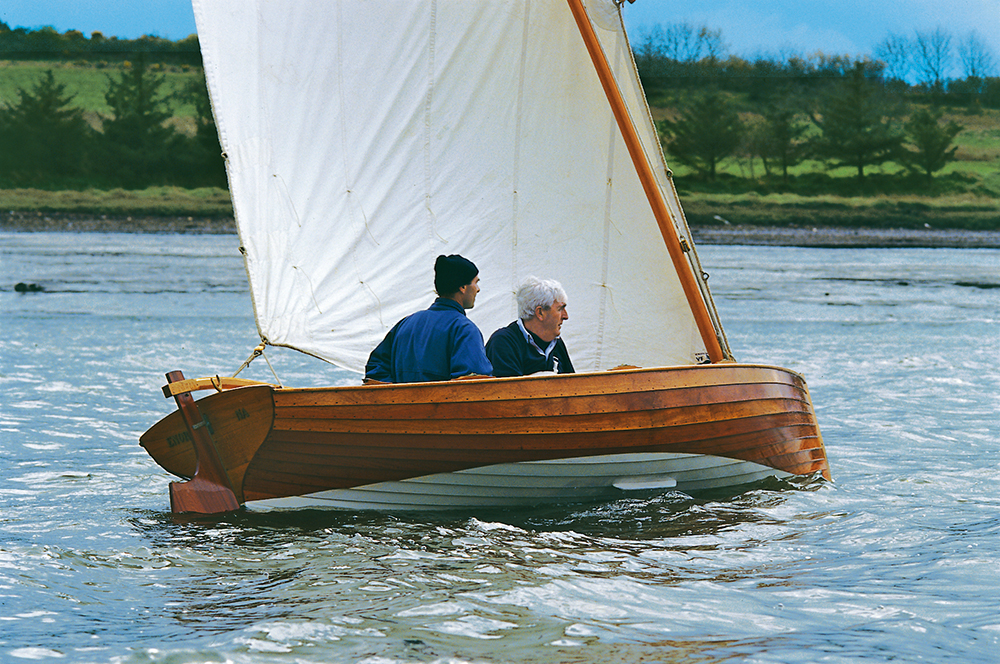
[140,0,830,513]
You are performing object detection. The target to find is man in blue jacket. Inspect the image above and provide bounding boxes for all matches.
[364,254,493,383]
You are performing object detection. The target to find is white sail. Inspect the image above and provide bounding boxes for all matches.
[193,0,721,374]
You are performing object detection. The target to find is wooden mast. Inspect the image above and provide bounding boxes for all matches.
[565,0,725,363]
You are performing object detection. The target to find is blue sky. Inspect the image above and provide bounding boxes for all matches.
[3,0,998,74]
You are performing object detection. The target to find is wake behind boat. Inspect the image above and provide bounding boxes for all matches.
[140,0,830,513]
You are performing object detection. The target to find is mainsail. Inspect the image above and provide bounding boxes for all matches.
[193,0,728,374]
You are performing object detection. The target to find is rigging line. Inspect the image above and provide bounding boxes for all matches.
[231,342,283,387]
[232,343,266,377]
[262,351,282,387]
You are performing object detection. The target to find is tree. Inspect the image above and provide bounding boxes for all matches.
[659,88,742,181]
[174,70,227,187]
[661,23,702,63]
[901,108,963,182]
[761,105,810,182]
[957,31,996,109]
[698,26,726,63]
[811,61,904,180]
[635,22,724,64]
[0,70,93,185]
[874,32,912,85]
[958,31,994,79]
[98,54,182,187]
[913,27,953,96]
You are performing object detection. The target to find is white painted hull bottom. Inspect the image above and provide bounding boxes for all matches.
[249,452,793,511]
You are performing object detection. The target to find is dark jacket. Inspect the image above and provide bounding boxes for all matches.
[365,298,493,383]
[485,320,574,378]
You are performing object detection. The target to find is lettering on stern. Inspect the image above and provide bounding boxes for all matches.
[166,431,193,448]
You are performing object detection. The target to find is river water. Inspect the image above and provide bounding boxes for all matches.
[1,231,997,663]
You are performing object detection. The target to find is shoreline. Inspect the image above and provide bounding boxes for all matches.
[3,210,1000,248]
[689,224,1000,249]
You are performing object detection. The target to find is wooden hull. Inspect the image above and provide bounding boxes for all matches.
[140,365,830,511]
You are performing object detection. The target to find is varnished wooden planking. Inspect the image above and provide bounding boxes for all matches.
[272,381,810,422]
[278,372,810,410]
[142,364,830,507]
[259,411,818,455]
[270,395,813,437]
[240,420,826,500]
[277,365,807,407]
[250,424,821,469]
[249,425,822,472]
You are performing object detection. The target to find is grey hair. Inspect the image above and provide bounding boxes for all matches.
[516,276,567,320]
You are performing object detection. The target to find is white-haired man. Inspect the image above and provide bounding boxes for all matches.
[485,276,574,378]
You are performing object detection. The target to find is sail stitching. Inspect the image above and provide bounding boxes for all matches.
[509,1,532,304]
[423,0,438,242]
[596,98,617,372]
[333,2,380,332]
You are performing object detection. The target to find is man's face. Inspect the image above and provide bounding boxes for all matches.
[535,299,568,342]
[459,276,480,309]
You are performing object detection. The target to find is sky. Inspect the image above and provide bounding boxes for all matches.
[3,0,998,75]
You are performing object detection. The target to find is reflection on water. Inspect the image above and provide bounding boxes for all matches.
[1,233,998,662]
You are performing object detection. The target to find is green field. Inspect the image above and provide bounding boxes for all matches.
[0,59,202,132]
[2,61,998,229]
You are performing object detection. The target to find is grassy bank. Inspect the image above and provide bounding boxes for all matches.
[0,186,233,217]
[2,186,998,233]
[681,192,1000,231]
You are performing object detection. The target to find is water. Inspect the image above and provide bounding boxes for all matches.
[1,231,998,663]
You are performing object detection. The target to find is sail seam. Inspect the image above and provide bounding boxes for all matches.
[509,1,532,305]
[423,0,438,241]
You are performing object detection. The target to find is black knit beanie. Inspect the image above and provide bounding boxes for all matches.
[434,254,478,295]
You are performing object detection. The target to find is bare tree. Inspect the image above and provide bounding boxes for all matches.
[698,26,726,62]
[913,27,953,93]
[957,31,995,80]
[635,22,725,64]
[874,32,911,83]
[635,23,666,59]
[663,22,703,62]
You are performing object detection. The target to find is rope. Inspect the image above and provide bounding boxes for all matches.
[262,352,282,387]
[232,343,265,377]
[231,343,283,387]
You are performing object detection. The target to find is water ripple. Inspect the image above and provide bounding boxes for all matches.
[1,234,998,662]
